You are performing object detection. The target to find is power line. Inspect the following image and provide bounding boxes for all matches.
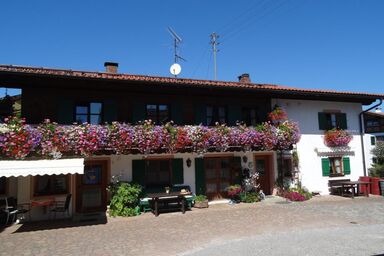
[221,0,290,43]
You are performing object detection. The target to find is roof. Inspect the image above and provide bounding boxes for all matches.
[365,111,384,118]
[0,64,383,103]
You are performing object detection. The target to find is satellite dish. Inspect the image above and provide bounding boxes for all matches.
[170,63,181,76]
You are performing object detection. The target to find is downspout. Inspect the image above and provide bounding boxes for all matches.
[359,98,383,176]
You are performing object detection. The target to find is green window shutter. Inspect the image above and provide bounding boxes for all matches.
[171,102,183,125]
[371,136,376,146]
[227,106,242,126]
[132,159,145,186]
[132,103,146,124]
[336,113,347,129]
[57,98,74,124]
[195,158,206,195]
[172,158,184,185]
[195,104,206,125]
[321,158,330,176]
[103,100,118,123]
[318,112,328,130]
[343,157,351,175]
[232,157,242,185]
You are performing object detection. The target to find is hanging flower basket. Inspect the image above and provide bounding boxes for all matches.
[268,106,288,123]
[324,129,352,147]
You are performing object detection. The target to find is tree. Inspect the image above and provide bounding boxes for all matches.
[369,141,384,177]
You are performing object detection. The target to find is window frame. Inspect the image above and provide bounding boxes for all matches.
[33,174,70,197]
[241,107,259,126]
[329,157,344,177]
[145,104,170,124]
[318,111,347,130]
[206,105,227,126]
[144,159,172,187]
[74,102,103,124]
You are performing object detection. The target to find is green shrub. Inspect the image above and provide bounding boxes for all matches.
[195,195,207,202]
[109,182,142,217]
[239,192,260,203]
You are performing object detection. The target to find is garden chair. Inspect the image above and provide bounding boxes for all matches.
[51,194,72,219]
[0,197,18,226]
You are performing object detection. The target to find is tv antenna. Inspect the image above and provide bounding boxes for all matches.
[167,26,186,77]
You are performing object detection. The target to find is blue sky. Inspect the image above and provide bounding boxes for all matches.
[0,0,383,103]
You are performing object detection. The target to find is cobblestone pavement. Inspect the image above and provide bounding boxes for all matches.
[1,196,384,256]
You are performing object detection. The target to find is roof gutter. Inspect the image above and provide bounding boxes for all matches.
[359,98,383,176]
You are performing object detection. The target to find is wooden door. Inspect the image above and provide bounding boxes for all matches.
[204,157,233,200]
[76,160,108,213]
[255,155,272,195]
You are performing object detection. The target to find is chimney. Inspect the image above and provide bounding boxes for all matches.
[238,73,251,83]
[104,62,119,73]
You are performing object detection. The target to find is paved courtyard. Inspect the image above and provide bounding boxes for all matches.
[1,195,384,256]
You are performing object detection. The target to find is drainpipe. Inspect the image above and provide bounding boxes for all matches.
[359,98,383,176]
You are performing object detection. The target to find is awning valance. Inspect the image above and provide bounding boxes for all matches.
[0,158,84,177]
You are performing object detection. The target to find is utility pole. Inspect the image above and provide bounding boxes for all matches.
[210,32,220,80]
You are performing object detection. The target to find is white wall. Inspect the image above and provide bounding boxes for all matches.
[272,99,365,194]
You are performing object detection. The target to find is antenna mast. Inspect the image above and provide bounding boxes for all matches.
[210,32,220,80]
[167,27,185,77]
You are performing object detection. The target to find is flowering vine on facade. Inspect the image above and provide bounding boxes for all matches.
[0,116,301,160]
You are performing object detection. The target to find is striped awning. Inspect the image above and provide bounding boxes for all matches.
[0,158,84,177]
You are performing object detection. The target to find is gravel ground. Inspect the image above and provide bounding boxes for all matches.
[0,195,383,256]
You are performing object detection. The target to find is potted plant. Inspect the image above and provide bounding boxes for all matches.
[194,195,209,208]
[227,184,242,203]
[268,105,288,123]
[324,128,352,147]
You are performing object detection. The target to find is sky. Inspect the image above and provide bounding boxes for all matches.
[0,0,383,106]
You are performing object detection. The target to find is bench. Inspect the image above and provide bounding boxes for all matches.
[328,179,352,195]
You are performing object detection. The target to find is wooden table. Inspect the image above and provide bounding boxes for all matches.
[340,181,371,199]
[147,192,191,217]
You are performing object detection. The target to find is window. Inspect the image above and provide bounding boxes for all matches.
[242,107,259,126]
[146,104,170,124]
[145,160,171,186]
[318,112,347,130]
[377,136,384,142]
[75,102,103,124]
[321,157,350,177]
[206,106,227,126]
[371,136,376,146]
[34,175,69,196]
[0,177,6,194]
[329,157,343,176]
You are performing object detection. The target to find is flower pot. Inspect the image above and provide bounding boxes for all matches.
[370,177,381,195]
[194,200,209,208]
[359,176,370,194]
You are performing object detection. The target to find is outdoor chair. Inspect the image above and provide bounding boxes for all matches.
[51,194,72,219]
[0,197,18,226]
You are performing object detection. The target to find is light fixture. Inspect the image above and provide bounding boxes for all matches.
[186,158,192,167]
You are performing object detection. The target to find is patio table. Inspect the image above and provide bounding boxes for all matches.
[340,181,370,199]
[30,198,55,215]
[146,192,191,217]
